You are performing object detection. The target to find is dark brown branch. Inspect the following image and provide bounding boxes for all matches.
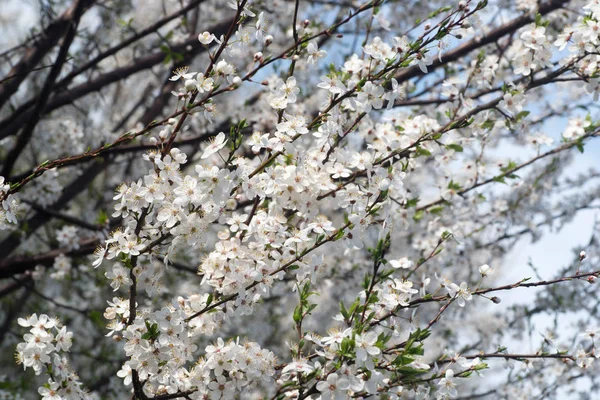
[392,0,569,85]
[0,161,107,260]
[0,284,32,347]
[0,0,96,110]
[1,0,88,178]
[22,200,106,231]
[0,18,233,141]
[0,238,99,279]
[416,130,600,212]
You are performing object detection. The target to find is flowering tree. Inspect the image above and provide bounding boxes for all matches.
[1,0,600,398]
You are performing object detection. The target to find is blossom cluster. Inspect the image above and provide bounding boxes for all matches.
[0,176,19,229]
[107,296,276,398]
[5,0,600,398]
[93,147,233,269]
[15,314,87,399]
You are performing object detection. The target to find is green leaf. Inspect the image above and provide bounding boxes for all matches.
[446,144,464,152]
[395,365,429,375]
[96,210,108,225]
[293,305,303,324]
[481,119,495,130]
[447,180,462,190]
[499,161,517,173]
[429,206,444,215]
[413,210,424,221]
[88,310,105,328]
[476,0,488,10]
[428,5,452,18]
[340,301,349,320]
[515,110,530,122]
[394,354,415,366]
[414,146,432,157]
[405,197,419,208]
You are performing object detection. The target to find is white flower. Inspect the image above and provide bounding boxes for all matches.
[356,81,384,113]
[478,264,494,277]
[18,314,55,329]
[318,75,346,94]
[498,92,525,116]
[169,66,194,82]
[581,327,600,342]
[437,369,458,397]
[513,52,534,76]
[394,279,419,294]
[54,326,73,352]
[271,77,300,109]
[256,12,267,40]
[105,263,133,291]
[198,31,215,45]
[389,257,413,269]
[202,132,228,159]
[563,117,590,140]
[576,348,594,368]
[355,332,381,369]
[520,26,547,50]
[413,52,433,73]
[282,359,314,376]
[363,36,393,61]
[38,381,61,400]
[208,375,235,399]
[316,373,350,400]
[526,132,553,147]
[307,40,327,64]
[383,78,405,109]
[196,72,214,93]
[56,225,79,250]
[269,96,288,109]
[117,363,133,386]
[50,254,72,280]
[448,282,472,307]
[248,131,270,153]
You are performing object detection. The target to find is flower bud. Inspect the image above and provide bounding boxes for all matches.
[184,78,197,92]
[226,199,237,210]
[264,35,274,46]
[588,276,597,284]
[479,264,494,277]
[254,52,263,62]
[580,250,587,261]
[491,296,501,304]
